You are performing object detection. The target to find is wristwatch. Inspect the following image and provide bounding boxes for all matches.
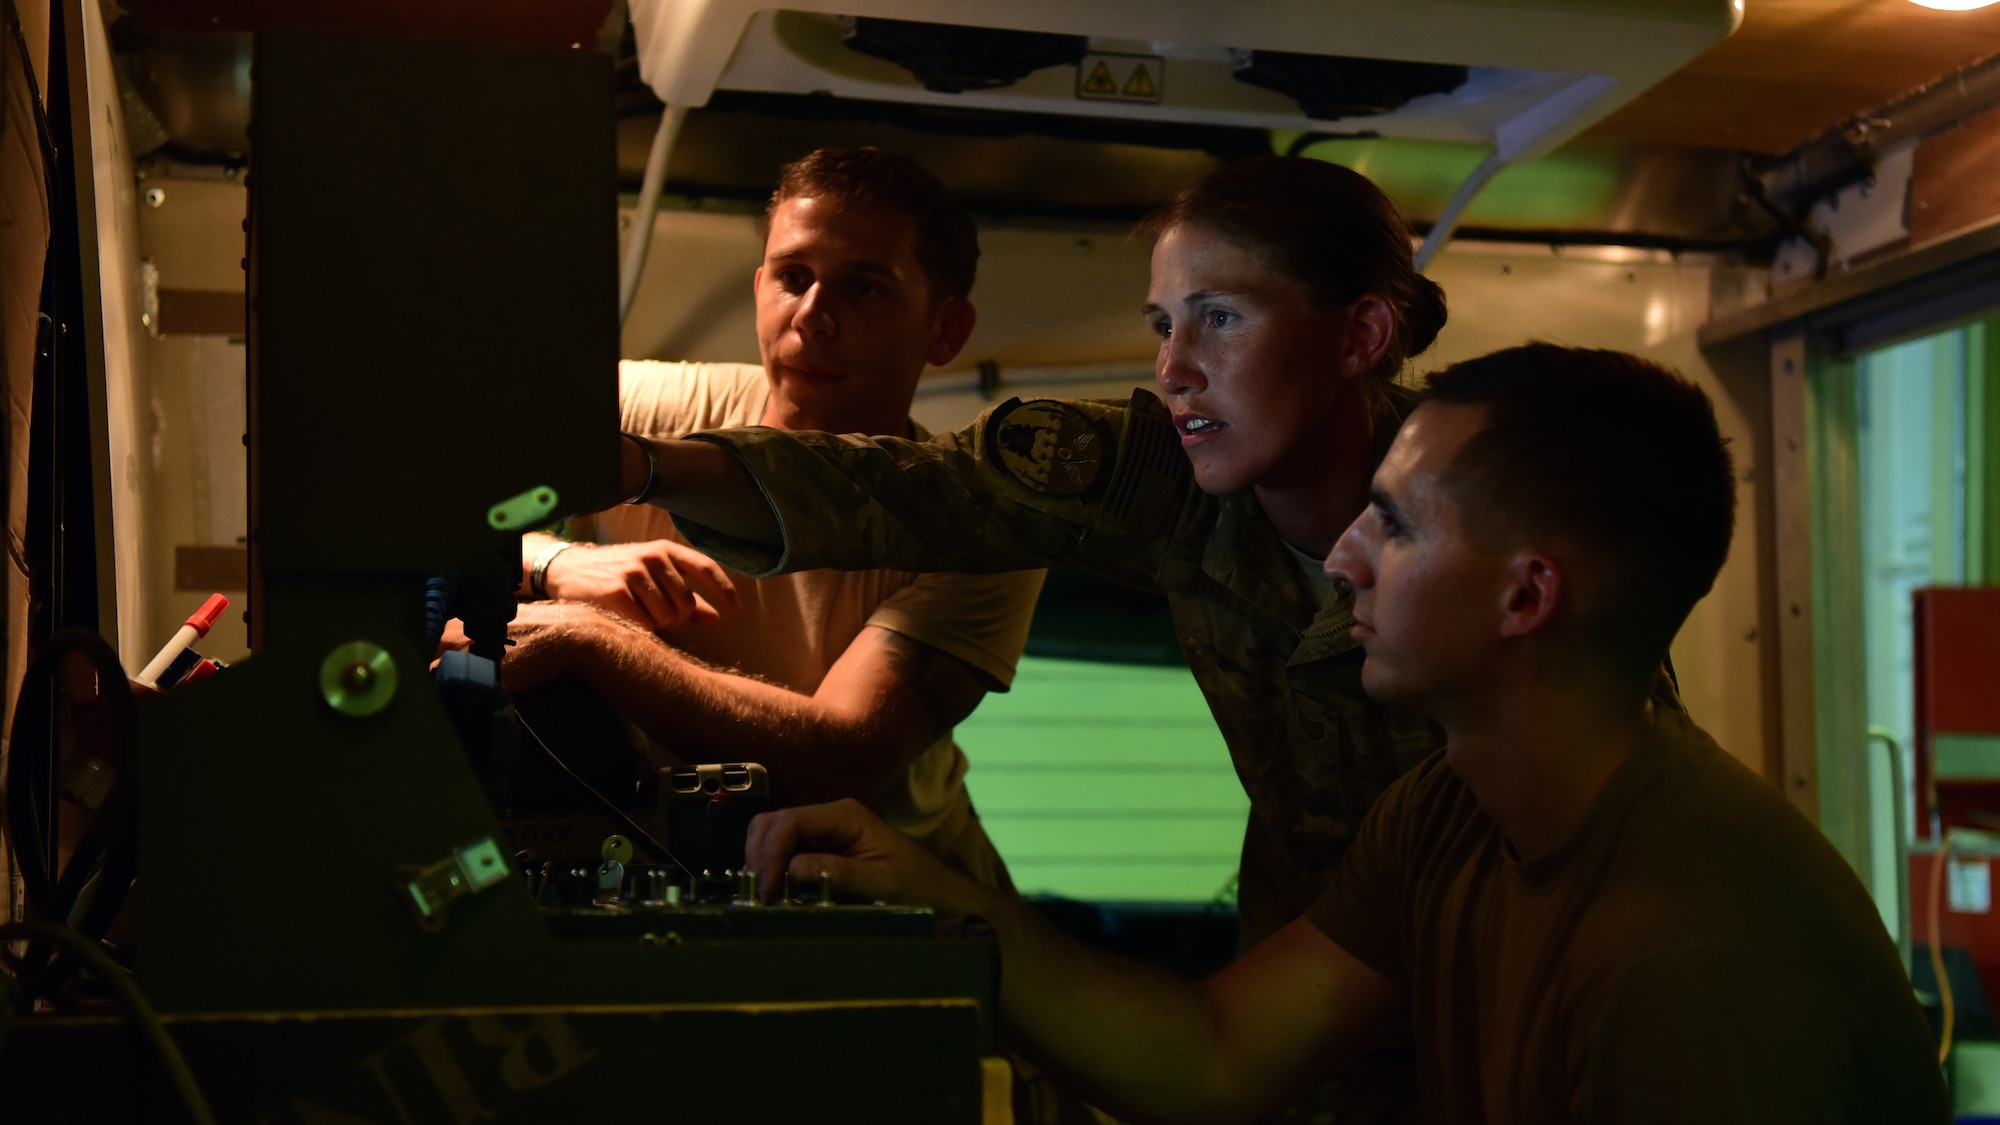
[528,539,578,599]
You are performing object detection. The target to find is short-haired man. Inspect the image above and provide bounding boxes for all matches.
[499,147,1044,886]
[742,345,1949,1123]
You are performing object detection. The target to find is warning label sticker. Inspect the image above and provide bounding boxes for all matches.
[1076,52,1163,105]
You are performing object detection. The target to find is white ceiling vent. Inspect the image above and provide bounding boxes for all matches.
[630,0,1738,163]
[614,0,1737,290]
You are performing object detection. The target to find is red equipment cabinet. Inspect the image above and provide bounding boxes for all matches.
[1913,587,2000,840]
[1911,587,2000,1022]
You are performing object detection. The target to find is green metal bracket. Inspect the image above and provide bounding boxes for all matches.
[401,837,512,931]
[489,485,559,531]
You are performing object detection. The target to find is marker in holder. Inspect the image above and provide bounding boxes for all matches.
[136,593,230,688]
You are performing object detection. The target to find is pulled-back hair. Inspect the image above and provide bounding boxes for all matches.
[1425,345,1735,687]
[1135,156,1447,384]
[770,146,980,302]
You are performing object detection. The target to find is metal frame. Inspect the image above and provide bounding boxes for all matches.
[54,0,120,653]
[1768,329,1819,821]
[1804,342,1871,885]
[1724,231,2000,893]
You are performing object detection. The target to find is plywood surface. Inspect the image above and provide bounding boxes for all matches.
[1912,105,2000,243]
[1592,0,2000,154]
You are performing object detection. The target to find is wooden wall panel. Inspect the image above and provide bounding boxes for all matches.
[1911,106,2000,246]
[157,289,246,336]
[1591,2,2000,155]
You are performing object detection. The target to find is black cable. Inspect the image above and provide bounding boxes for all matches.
[65,779,137,944]
[3,630,139,1000]
[47,741,138,936]
[4,670,57,916]
[0,920,217,1125]
[8,624,127,916]
[511,710,689,878]
[4,630,137,921]
[2,0,59,205]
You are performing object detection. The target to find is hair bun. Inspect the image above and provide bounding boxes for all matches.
[1405,275,1448,356]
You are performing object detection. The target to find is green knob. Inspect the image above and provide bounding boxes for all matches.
[319,641,398,718]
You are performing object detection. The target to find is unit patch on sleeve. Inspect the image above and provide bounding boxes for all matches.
[985,398,1108,497]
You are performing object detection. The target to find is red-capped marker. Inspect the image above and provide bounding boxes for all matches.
[183,593,230,635]
[136,593,232,687]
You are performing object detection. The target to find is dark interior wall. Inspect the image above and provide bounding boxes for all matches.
[2,0,50,724]
[1,0,53,916]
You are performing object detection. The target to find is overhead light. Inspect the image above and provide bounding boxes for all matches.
[1909,0,2000,9]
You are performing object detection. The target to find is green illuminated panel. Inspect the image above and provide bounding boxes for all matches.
[958,656,1245,902]
[1277,133,1624,229]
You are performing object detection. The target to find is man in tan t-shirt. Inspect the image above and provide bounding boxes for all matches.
[489,147,1043,884]
[739,346,1949,1123]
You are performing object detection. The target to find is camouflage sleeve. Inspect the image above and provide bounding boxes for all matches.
[675,390,1195,586]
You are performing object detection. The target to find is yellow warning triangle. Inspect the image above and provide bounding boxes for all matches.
[1122,64,1157,99]
[1082,60,1118,95]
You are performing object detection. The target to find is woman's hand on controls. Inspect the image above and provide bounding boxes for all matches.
[542,539,738,633]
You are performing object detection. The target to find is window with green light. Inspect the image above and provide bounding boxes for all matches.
[955,571,1246,903]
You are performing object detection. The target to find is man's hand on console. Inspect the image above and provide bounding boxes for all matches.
[438,601,651,692]
[745,799,992,917]
[542,539,739,632]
